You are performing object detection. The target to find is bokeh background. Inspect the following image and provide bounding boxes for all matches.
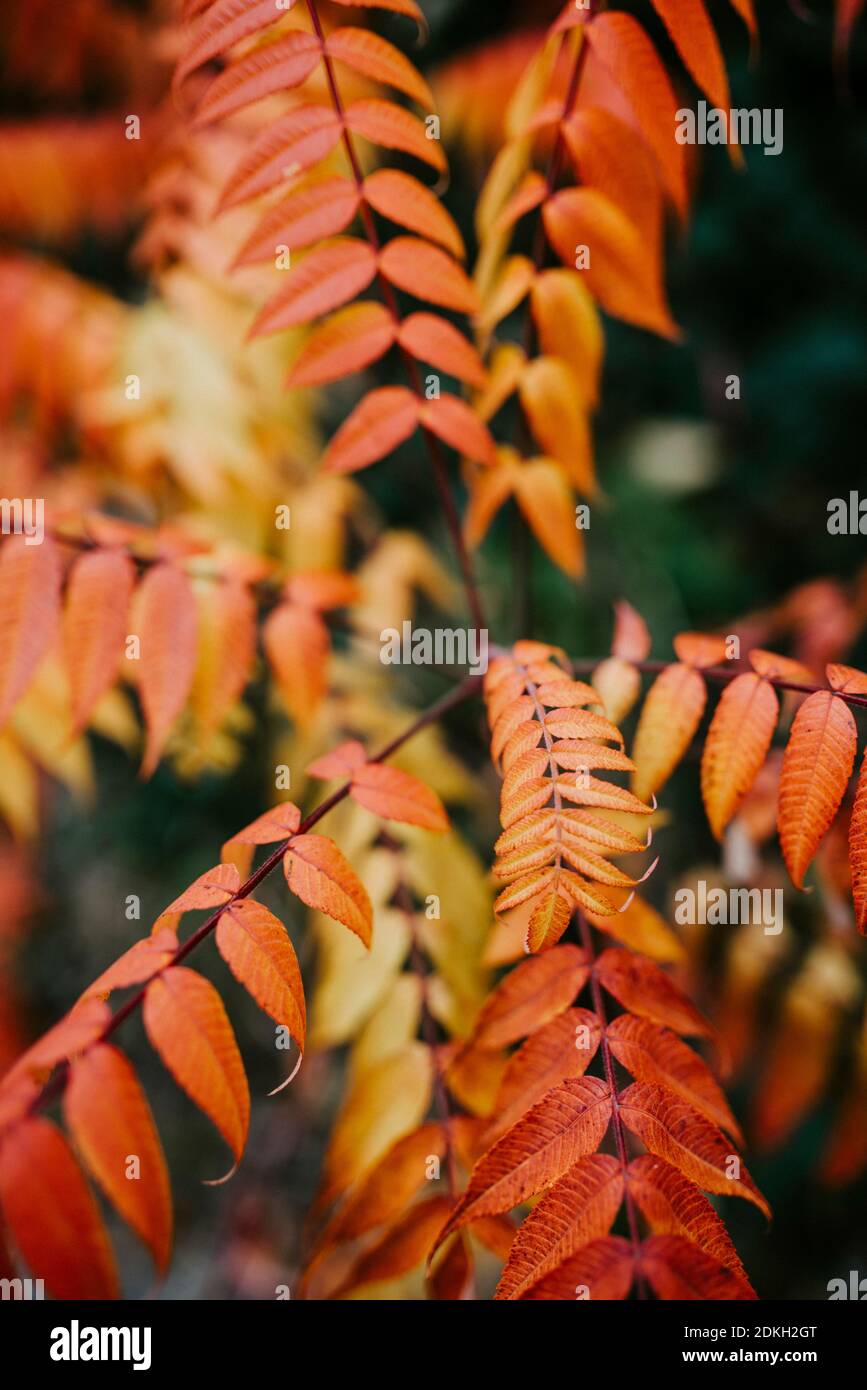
[1,0,866,1298]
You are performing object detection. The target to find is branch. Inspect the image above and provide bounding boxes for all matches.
[305,0,487,633]
[26,671,484,1119]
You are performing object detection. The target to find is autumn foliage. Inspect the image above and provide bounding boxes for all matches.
[0,0,864,1303]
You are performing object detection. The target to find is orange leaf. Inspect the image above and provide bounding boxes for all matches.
[330,0,425,23]
[83,930,178,1000]
[562,106,664,257]
[234,177,360,266]
[608,1015,741,1141]
[585,12,687,217]
[4,998,110,1086]
[219,106,343,211]
[673,632,729,668]
[317,1123,447,1247]
[435,1076,612,1249]
[420,395,497,465]
[216,899,305,1048]
[827,661,867,694]
[701,672,779,838]
[363,169,464,259]
[513,458,585,578]
[519,358,595,493]
[849,748,867,932]
[612,599,651,661]
[486,1008,603,1143]
[249,239,378,337]
[64,548,136,733]
[596,949,715,1040]
[494,1153,623,1300]
[641,1233,756,1300]
[333,1194,453,1297]
[629,1154,751,1281]
[351,762,449,831]
[631,662,707,801]
[470,944,589,1049]
[286,302,395,387]
[285,571,360,610]
[162,862,240,915]
[544,187,679,340]
[224,801,302,848]
[346,99,446,173]
[0,1117,118,1298]
[133,562,198,778]
[321,386,418,473]
[0,535,61,726]
[379,237,480,314]
[519,1234,634,1301]
[619,1083,769,1217]
[143,967,250,1167]
[191,578,257,740]
[648,0,730,109]
[325,27,433,107]
[778,689,856,888]
[263,601,330,723]
[283,832,373,945]
[64,1044,172,1273]
[193,31,323,125]
[530,269,603,408]
[398,313,487,387]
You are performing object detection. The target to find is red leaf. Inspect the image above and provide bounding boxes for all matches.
[345,99,446,173]
[0,1117,118,1298]
[350,761,449,830]
[379,238,480,314]
[321,386,419,474]
[193,31,323,125]
[234,177,360,267]
[219,106,343,211]
[363,169,464,258]
[249,239,378,337]
[398,313,487,387]
[596,949,715,1040]
[286,302,395,387]
[470,944,589,1049]
[420,395,497,465]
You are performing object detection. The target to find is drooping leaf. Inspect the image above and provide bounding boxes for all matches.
[648,0,730,109]
[64,1044,172,1273]
[64,548,136,733]
[486,1007,602,1143]
[596,950,715,1041]
[641,1233,757,1300]
[519,1234,634,1301]
[469,945,589,1049]
[219,106,343,211]
[249,239,378,337]
[420,395,497,466]
[234,177,361,267]
[379,237,480,314]
[333,1194,454,1297]
[325,28,434,108]
[174,0,289,91]
[346,100,446,173]
[701,672,779,839]
[133,562,198,778]
[631,662,707,801]
[434,1077,612,1249]
[0,1117,118,1298]
[398,313,487,387]
[628,1154,752,1282]
[83,930,179,1001]
[778,689,856,888]
[321,387,419,474]
[619,1083,770,1217]
[143,966,250,1167]
[283,833,373,945]
[216,899,306,1049]
[263,601,330,724]
[494,1153,624,1300]
[0,536,61,727]
[607,1015,741,1141]
[849,749,867,932]
[363,169,465,258]
[350,762,449,831]
[193,31,323,125]
[286,302,396,387]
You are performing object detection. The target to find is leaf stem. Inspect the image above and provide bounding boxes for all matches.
[24,672,484,1119]
[304,0,487,632]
